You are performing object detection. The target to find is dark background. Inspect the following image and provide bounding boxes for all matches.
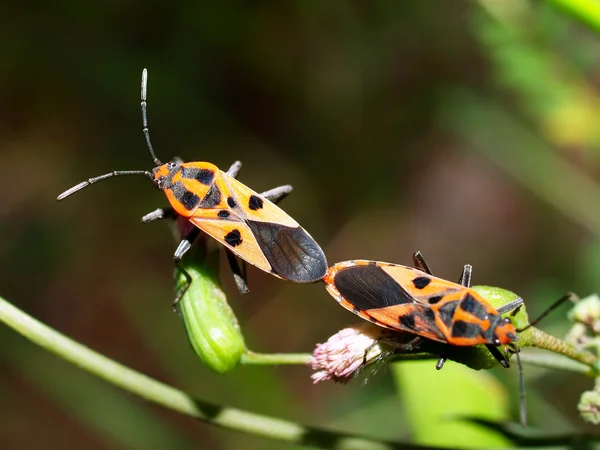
[2,2,600,448]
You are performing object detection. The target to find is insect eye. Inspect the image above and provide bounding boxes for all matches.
[167,162,177,169]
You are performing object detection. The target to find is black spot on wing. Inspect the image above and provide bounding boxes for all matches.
[171,181,184,199]
[428,295,444,304]
[400,305,446,341]
[199,184,221,208]
[437,300,459,329]
[172,181,200,210]
[224,229,242,247]
[181,191,200,210]
[451,320,482,339]
[248,195,264,211]
[227,197,237,208]
[331,264,415,311]
[460,292,489,321]
[423,307,436,323]
[218,210,230,218]
[246,221,327,282]
[399,313,416,330]
[412,276,431,290]
[181,167,215,185]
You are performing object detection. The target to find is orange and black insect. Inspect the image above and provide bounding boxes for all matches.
[58,69,328,299]
[325,252,575,426]
[323,252,523,369]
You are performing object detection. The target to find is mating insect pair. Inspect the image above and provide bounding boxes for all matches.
[58,69,328,300]
[58,70,568,375]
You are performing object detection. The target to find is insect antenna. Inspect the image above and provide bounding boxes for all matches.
[57,170,154,200]
[515,349,527,427]
[141,68,162,167]
[516,293,576,333]
[57,69,163,201]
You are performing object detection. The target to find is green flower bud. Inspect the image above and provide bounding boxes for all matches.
[177,249,246,374]
[568,294,600,332]
[579,389,600,424]
[565,322,588,347]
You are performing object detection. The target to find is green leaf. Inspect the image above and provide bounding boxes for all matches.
[392,360,513,447]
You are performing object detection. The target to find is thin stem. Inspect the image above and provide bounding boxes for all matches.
[518,350,594,376]
[0,296,441,450]
[241,351,312,365]
[520,327,597,368]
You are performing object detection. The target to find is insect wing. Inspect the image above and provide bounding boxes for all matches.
[190,171,328,282]
[325,262,449,342]
[221,172,299,227]
[189,211,273,273]
[375,265,465,305]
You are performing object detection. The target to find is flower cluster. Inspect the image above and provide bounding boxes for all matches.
[309,323,391,384]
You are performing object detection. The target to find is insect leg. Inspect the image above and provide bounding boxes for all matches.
[260,185,293,204]
[412,252,433,274]
[172,227,201,306]
[224,160,293,203]
[458,264,472,288]
[485,344,510,368]
[226,161,243,178]
[436,355,447,370]
[141,207,178,223]
[497,297,524,315]
[381,335,424,352]
[225,250,250,294]
[362,340,379,365]
[360,336,422,365]
[437,344,509,369]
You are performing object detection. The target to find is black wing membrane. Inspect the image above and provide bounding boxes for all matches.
[333,264,416,311]
[246,220,327,282]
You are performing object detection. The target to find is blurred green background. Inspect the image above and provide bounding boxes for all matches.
[2,1,600,448]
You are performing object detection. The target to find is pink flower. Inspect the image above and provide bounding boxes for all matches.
[310,323,390,383]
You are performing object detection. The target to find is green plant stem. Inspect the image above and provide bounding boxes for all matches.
[520,327,597,368]
[241,351,312,365]
[4,293,598,448]
[518,350,594,376]
[0,295,442,450]
[543,0,600,35]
